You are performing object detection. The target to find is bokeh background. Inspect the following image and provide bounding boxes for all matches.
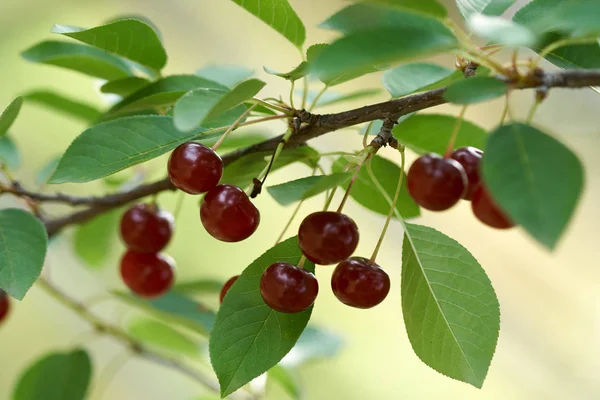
[1,0,599,399]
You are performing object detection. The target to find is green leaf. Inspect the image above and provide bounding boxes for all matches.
[264,62,309,82]
[544,42,600,69]
[394,114,487,155]
[306,43,377,86]
[332,155,420,219]
[49,116,212,184]
[358,0,447,18]
[51,19,167,71]
[482,123,583,249]
[13,349,91,400]
[529,0,600,37]
[74,210,119,268]
[382,63,454,98]
[230,0,306,48]
[196,65,254,88]
[314,88,382,108]
[268,366,301,400]
[0,135,21,171]
[0,97,23,136]
[113,291,216,336]
[173,279,226,296]
[36,157,61,186]
[199,132,268,152]
[100,77,151,97]
[24,90,101,124]
[21,40,133,80]
[468,14,536,47]
[127,318,200,356]
[402,223,500,388]
[267,173,352,206]
[209,236,315,397]
[282,326,343,367]
[444,77,508,105]
[173,79,265,131]
[457,0,516,19]
[0,209,47,300]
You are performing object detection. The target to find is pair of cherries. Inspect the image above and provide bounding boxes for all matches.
[119,204,176,298]
[407,147,515,229]
[0,290,10,325]
[168,142,260,242]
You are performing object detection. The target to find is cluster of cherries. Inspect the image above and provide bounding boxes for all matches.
[0,290,9,325]
[407,147,515,229]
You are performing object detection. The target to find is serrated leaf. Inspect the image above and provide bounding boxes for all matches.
[544,42,600,69]
[394,114,486,155]
[268,366,301,400]
[0,97,23,136]
[127,318,200,356]
[209,236,315,397]
[49,115,214,184]
[196,65,254,88]
[468,14,536,47]
[264,62,308,81]
[173,79,265,131]
[482,123,583,249]
[230,0,306,48]
[51,19,167,71]
[357,0,447,18]
[24,90,101,124]
[332,155,420,219]
[21,40,133,80]
[74,210,119,268]
[0,135,21,171]
[444,77,508,105]
[281,326,343,367]
[402,223,500,388]
[173,279,226,296]
[382,63,454,98]
[457,0,516,19]
[306,43,377,86]
[0,209,48,300]
[13,349,91,400]
[113,291,216,336]
[36,157,60,186]
[314,88,382,108]
[101,77,151,97]
[267,173,353,206]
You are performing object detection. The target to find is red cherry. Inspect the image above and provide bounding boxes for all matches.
[0,290,10,323]
[220,275,239,304]
[200,184,260,242]
[120,204,174,253]
[471,185,516,229]
[298,211,359,265]
[168,142,223,194]
[407,153,467,211]
[451,147,483,200]
[260,262,318,313]
[331,257,390,309]
[120,251,175,298]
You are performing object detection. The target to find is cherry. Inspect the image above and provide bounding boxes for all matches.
[331,257,390,309]
[407,153,467,211]
[260,262,318,313]
[168,142,223,194]
[120,204,174,253]
[220,275,239,304]
[298,211,359,265]
[471,185,516,229]
[450,147,483,200]
[0,290,10,323]
[120,250,175,298]
[200,184,260,242]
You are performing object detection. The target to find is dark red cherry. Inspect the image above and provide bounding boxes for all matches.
[220,275,239,304]
[260,262,318,313]
[168,142,224,194]
[332,257,390,309]
[0,290,10,323]
[200,184,260,242]
[120,251,175,298]
[298,211,359,265]
[471,185,515,229]
[451,147,483,200]
[407,153,467,211]
[120,204,174,253]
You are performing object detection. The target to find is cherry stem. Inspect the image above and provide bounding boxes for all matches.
[309,85,329,112]
[499,94,510,126]
[336,162,364,213]
[362,121,375,148]
[527,96,542,123]
[251,123,295,198]
[172,191,186,221]
[297,255,307,270]
[444,106,468,158]
[249,98,291,115]
[370,147,405,263]
[301,76,309,109]
[289,81,296,109]
[212,104,258,151]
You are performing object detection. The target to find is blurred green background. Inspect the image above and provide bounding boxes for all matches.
[1,0,600,399]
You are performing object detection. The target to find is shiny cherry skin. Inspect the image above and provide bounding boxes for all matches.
[407,153,467,211]
[471,185,515,229]
[120,204,174,253]
[260,262,318,313]
[220,275,240,304]
[331,257,390,309]
[0,290,10,324]
[200,184,260,242]
[298,211,359,265]
[168,142,224,194]
[120,251,175,298]
[451,147,483,200]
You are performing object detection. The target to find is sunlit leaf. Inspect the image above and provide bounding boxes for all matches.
[382,63,454,98]
[196,65,254,88]
[127,318,201,356]
[74,210,119,268]
[267,173,352,206]
[0,135,21,171]
[0,97,23,136]
[100,77,151,97]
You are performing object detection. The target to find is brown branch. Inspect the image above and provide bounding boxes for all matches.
[34,68,600,236]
